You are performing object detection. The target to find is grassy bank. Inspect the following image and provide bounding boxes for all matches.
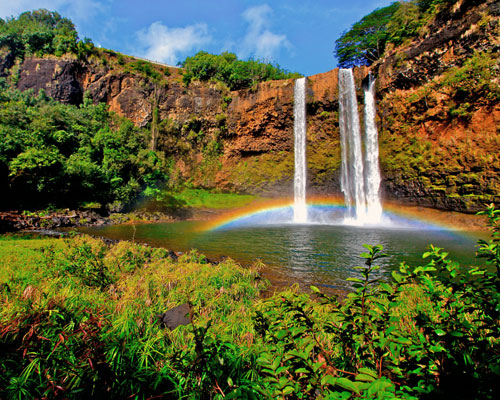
[143,188,259,211]
[0,205,499,399]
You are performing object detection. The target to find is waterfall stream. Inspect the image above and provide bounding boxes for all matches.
[363,73,383,223]
[293,77,308,223]
[339,69,382,224]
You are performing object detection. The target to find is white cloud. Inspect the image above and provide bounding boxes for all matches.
[0,0,106,21]
[239,4,291,61]
[136,22,211,65]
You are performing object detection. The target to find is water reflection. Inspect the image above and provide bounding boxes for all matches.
[80,219,480,293]
[287,226,315,282]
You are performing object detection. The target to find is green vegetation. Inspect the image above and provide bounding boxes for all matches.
[145,187,257,211]
[0,205,499,398]
[148,188,258,210]
[335,0,457,67]
[0,82,168,210]
[0,9,95,60]
[335,3,400,68]
[230,152,294,192]
[441,51,500,118]
[123,59,171,83]
[181,51,302,90]
[378,49,500,208]
[0,235,267,398]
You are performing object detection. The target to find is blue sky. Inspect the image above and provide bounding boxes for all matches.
[1,0,395,76]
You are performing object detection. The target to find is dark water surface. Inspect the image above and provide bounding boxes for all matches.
[79,218,482,292]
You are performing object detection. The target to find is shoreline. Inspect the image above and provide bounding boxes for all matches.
[0,196,491,235]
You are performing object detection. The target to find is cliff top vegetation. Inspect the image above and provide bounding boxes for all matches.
[334,0,463,67]
[0,9,96,60]
[180,51,302,91]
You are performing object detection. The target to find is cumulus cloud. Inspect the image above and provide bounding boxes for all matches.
[239,4,291,61]
[136,22,211,65]
[0,0,106,21]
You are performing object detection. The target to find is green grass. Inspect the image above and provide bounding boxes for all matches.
[164,188,258,209]
[0,236,63,288]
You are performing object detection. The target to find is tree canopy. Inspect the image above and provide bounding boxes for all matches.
[181,51,302,90]
[0,81,168,210]
[334,0,459,68]
[335,3,400,68]
[0,9,79,58]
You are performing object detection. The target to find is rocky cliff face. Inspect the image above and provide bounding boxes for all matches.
[7,52,359,197]
[373,0,500,211]
[17,57,84,104]
[2,0,498,212]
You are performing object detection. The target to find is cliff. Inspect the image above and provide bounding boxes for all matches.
[373,0,500,211]
[6,52,360,197]
[1,0,499,212]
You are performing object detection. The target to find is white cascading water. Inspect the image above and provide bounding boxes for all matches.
[338,69,382,224]
[363,73,383,223]
[293,77,308,223]
[339,69,366,222]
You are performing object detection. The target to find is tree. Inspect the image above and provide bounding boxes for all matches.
[386,1,422,46]
[0,9,78,59]
[181,51,301,90]
[335,2,400,68]
[0,83,168,209]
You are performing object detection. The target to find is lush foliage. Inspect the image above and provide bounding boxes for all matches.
[378,49,500,209]
[0,235,267,399]
[123,59,171,83]
[441,51,500,118]
[334,0,458,67]
[335,3,400,68]
[181,51,302,90]
[1,205,499,398]
[0,9,83,59]
[0,81,168,210]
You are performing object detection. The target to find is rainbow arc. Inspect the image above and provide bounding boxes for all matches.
[199,196,460,232]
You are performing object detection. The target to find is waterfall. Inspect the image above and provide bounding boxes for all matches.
[363,73,383,223]
[293,77,308,223]
[339,69,366,221]
[338,69,382,224]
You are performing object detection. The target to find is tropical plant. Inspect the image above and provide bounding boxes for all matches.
[0,9,78,58]
[1,205,499,398]
[334,0,462,67]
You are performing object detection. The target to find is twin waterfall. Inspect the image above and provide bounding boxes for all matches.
[338,69,382,224]
[293,69,382,225]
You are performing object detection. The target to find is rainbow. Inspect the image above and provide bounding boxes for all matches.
[199,198,297,232]
[198,196,476,232]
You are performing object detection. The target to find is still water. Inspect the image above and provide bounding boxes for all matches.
[79,210,482,292]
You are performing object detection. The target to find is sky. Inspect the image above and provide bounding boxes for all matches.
[0,0,396,76]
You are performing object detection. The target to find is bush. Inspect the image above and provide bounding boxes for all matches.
[252,205,500,398]
[0,9,80,59]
